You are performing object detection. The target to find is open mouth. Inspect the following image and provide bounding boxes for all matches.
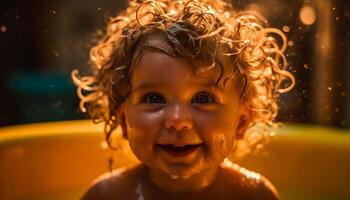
[157,144,203,157]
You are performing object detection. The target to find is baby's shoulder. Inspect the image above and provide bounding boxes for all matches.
[81,165,144,200]
[218,160,280,200]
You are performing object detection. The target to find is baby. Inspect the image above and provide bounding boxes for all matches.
[72,0,294,199]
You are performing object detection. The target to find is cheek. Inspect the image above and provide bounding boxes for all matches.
[125,107,164,158]
[126,106,165,132]
[194,108,238,153]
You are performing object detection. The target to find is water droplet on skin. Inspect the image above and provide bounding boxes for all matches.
[327,86,332,91]
[135,182,145,200]
[52,10,56,15]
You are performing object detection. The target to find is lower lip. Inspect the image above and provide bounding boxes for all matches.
[158,144,202,157]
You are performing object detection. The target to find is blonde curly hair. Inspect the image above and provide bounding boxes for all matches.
[72,0,294,158]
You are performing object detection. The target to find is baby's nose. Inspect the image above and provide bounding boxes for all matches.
[163,103,193,131]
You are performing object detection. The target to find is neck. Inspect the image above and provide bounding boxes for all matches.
[148,166,218,193]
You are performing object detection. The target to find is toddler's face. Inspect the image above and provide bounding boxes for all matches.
[119,48,249,178]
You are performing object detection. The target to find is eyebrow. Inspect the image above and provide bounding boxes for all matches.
[133,82,224,93]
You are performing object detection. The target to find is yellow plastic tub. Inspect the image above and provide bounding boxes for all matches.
[0,120,349,199]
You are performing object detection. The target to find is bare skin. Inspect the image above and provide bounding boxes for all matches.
[82,39,279,200]
[82,163,279,200]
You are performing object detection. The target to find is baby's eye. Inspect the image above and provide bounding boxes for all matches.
[141,93,166,104]
[191,92,216,104]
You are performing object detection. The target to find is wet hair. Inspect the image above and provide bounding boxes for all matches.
[72,0,295,157]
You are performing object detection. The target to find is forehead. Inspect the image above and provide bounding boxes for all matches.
[130,35,240,91]
[131,51,222,89]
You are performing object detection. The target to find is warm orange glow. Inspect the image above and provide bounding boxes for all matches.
[299,5,317,25]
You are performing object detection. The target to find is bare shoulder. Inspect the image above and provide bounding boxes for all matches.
[219,160,280,200]
[81,165,145,200]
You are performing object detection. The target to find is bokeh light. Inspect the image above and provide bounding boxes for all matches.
[299,5,317,25]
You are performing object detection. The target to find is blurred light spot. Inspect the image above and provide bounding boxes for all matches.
[345,3,350,16]
[52,10,57,15]
[288,40,294,46]
[169,9,177,16]
[327,86,332,91]
[101,141,108,149]
[303,64,309,70]
[96,29,103,36]
[335,107,339,113]
[1,25,7,32]
[299,5,316,25]
[282,25,290,33]
[336,16,340,21]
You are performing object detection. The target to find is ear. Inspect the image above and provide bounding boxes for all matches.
[117,105,128,139]
[235,108,253,140]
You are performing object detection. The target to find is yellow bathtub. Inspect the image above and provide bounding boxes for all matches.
[0,120,349,200]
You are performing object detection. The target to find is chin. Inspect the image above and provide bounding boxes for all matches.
[161,161,206,179]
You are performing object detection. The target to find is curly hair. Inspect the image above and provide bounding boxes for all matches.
[72,0,294,158]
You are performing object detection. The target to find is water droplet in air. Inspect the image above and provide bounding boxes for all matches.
[299,5,317,25]
[169,174,179,179]
[340,120,346,126]
[282,25,290,33]
[288,40,294,46]
[1,25,7,32]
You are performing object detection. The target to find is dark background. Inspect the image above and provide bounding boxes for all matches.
[0,0,349,129]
